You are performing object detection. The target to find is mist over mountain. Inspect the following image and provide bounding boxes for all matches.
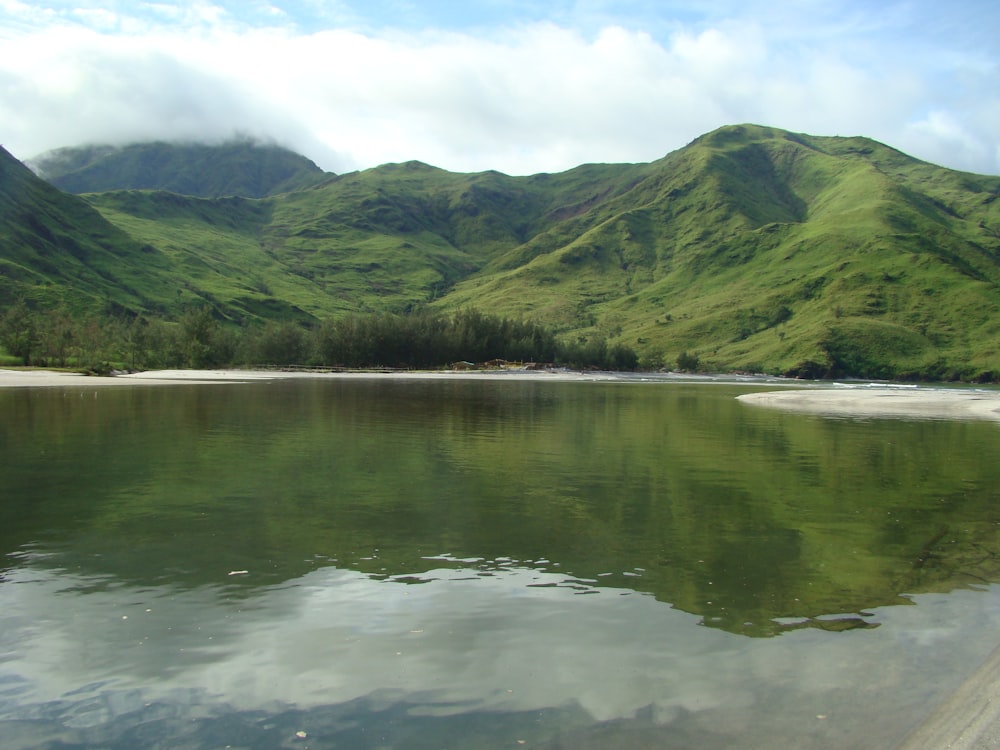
[4,124,1000,379]
[29,138,327,199]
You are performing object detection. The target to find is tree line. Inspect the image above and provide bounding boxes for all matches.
[0,302,638,372]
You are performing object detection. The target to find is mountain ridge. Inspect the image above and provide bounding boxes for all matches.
[29,138,327,198]
[4,124,1000,379]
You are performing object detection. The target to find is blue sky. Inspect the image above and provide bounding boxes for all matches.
[1,1,997,175]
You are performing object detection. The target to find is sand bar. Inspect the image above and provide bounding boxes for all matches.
[738,386,1000,422]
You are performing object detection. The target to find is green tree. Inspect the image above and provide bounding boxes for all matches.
[119,316,152,370]
[253,321,308,366]
[39,307,76,367]
[178,307,218,368]
[0,299,40,365]
[676,350,700,371]
[75,315,115,372]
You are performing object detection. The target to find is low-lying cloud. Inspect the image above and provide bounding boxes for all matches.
[1,4,997,176]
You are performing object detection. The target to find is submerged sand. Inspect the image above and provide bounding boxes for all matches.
[895,639,1000,750]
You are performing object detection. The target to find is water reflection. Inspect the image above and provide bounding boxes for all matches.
[3,378,1000,747]
[3,555,1000,749]
[6,379,1000,631]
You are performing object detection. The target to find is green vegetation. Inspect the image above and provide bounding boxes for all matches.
[0,301,635,372]
[5,123,1000,379]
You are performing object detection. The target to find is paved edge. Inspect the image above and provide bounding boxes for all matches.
[895,640,1000,749]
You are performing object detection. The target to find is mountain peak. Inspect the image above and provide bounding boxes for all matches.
[29,139,327,199]
[689,123,791,148]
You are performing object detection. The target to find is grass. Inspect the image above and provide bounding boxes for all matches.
[435,126,1000,378]
[4,123,1000,379]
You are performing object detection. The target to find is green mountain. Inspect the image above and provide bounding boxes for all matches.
[5,124,1000,379]
[0,144,180,314]
[442,125,1000,378]
[29,138,326,198]
[0,145,316,323]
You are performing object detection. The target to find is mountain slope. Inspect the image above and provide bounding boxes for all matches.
[0,145,179,313]
[5,125,1000,378]
[30,139,327,198]
[437,125,1000,378]
[252,159,648,312]
[0,146,320,323]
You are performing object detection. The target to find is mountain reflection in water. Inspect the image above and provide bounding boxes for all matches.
[2,377,1000,748]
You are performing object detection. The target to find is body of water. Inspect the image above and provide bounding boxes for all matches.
[2,376,1000,749]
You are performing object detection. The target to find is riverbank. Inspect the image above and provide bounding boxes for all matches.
[0,367,614,388]
[0,368,274,387]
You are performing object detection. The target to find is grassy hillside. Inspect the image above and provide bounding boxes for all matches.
[439,125,1000,378]
[0,145,182,314]
[83,158,650,322]
[30,138,326,198]
[4,124,1000,378]
[255,160,646,313]
[85,190,321,322]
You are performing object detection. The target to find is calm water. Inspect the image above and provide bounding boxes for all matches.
[2,376,1000,749]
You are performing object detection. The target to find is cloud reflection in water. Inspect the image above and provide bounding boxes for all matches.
[2,560,1000,748]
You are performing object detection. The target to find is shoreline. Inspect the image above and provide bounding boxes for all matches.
[4,368,1000,424]
[895,639,1000,750]
[0,367,624,388]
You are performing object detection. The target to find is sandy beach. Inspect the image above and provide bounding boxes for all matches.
[0,368,278,387]
[0,367,614,388]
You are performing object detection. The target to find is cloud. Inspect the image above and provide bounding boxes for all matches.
[0,2,998,176]
[901,109,1000,173]
[0,20,344,168]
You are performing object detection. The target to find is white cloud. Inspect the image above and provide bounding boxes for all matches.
[69,7,119,29]
[901,110,1000,173]
[0,3,998,176]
